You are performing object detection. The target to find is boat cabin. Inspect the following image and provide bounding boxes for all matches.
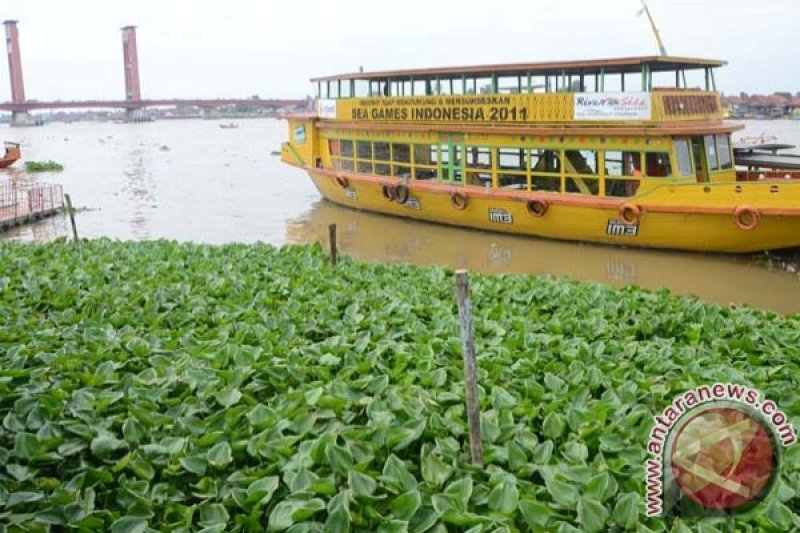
[285,57,742,199]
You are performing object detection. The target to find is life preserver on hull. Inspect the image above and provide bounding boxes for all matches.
[450,191,468,210]
[619,204,641,226]
[335,174,349,188]
[381,183,396,201]
[395,184,410,204]
[733,205,760,231]
[526,199,548,217]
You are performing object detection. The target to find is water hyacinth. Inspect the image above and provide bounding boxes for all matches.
[0,240,799,532]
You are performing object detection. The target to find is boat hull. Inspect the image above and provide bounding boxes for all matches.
[302,168,800,253]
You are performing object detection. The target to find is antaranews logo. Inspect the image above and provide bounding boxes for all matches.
[645,383,797,518]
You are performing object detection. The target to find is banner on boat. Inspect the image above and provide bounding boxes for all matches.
[574,92,652,120]
[335,95,557,123]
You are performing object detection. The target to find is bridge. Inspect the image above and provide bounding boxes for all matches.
[3,21,308,126]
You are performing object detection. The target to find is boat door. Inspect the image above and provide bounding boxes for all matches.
[438,134,464,185]
[691,136,710,183]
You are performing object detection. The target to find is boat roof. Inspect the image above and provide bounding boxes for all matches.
[311,56,726,83]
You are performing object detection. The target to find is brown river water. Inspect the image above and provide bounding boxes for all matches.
[2,118,800,314]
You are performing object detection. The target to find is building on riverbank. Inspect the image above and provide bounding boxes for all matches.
[723,93,800,119]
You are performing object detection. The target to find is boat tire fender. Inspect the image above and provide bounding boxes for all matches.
[620,204,641,226]
[395,184,410,204]
[335,174,349,188]
[527,199,548,217]
[451,191,468,210]
[734,205,760,231]
[381,183,396,201]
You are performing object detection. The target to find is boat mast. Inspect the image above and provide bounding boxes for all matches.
[639,0,668,56]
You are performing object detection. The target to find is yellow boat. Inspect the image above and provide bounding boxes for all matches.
[281,56,800,253]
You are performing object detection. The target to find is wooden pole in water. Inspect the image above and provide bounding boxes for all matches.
[64,194,79,242]
[328,223,337,266]
[454,269,483,466]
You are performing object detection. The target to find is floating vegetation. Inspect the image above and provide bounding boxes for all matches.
[24,160,64,172]
[0,240,798,531]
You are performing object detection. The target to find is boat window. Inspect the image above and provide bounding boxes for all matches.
[498,149,525,171]
[716,134,732,169]
[465,146,493,187]
[391,143,411,179]
[476,77,492,94]
[704,134,719,171]
[497,148,527,190]
[645,152,672,177]
[530,149,562,192]
[329,139,355,171]
[673,139,693,176]
[605,151,641,177]
[605,151,641,197]
[392,143,411,163]
[373,142,391,176]
[356,141,373,173]
[564,150,599,195]
[412,144,438,180]
[565,150,598,175]
[340,140,354,158]
[357,141,372,159]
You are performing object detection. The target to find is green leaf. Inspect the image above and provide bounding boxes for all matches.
[487,480,518,514]
[325,443,354,474]
[247,476,280,507]
[391,491,421,521]
[519,499,553,528]
[611,492,640,530]
[14,432,39,460]
[545,478,579,509]
[348,471,377,498]
[206,441,232,469]
[110,516,148,533]
[325,492,351,533]
[542,412,566,440]
[215,388,242,407]
[576,496,609,533]
[7,491,44,507]
[179,454,207,475]
[268,499,326,531]
[421,453,452,488]
[90,435,128,457]
[764,497,796,530]
[443,477,472,509]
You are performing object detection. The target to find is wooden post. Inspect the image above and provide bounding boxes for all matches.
[64,194,79,242]
[328,223,337,266]
[454,269,483,466]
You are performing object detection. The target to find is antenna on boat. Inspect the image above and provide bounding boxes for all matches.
[637,0,668,56]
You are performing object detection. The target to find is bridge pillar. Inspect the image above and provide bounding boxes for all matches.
[10,110,32,127]
[124,108,149,123]
[121,26,142,102]
[4,20,26,104]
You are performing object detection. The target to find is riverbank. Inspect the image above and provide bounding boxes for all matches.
[1,240,798,531]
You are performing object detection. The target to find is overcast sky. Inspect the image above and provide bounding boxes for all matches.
[1,0,798,102]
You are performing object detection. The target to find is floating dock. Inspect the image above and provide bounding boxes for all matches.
[0,181,64,232]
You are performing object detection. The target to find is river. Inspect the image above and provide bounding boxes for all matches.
[2,118,800,314]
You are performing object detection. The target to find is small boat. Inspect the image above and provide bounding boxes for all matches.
[220,122,239,129]
[0,142,20,169]
[281,56,800,253]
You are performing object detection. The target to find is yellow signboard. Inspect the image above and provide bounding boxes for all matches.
[328,94,574,124]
